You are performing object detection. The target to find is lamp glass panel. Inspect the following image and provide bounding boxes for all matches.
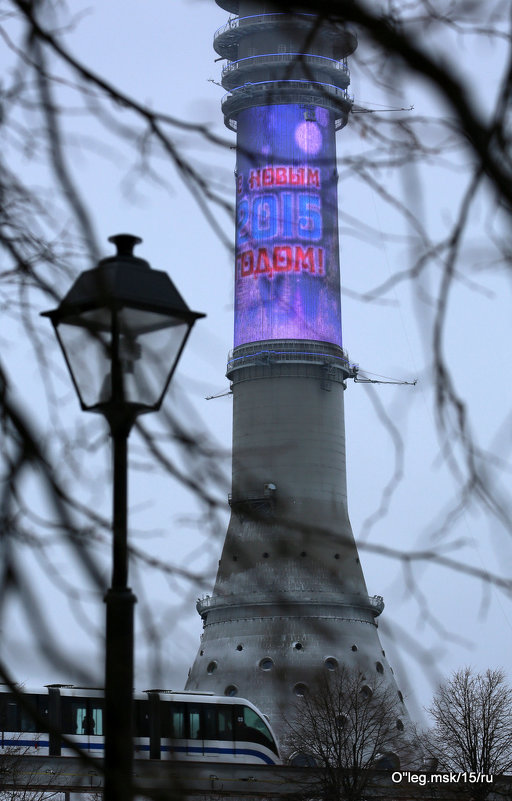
[117,308,189,407]
[56,313,112,408]
[55,307,190,410]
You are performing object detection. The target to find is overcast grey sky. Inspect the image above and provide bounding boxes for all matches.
[3,0,512,725]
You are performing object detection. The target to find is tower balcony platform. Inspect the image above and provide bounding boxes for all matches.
[221,79,353,130]
[214,12,357,63]
[196,591,385,619]
[226,339,358,383]
[221,52,350,92]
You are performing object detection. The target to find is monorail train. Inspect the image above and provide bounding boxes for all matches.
[0,686,281,765]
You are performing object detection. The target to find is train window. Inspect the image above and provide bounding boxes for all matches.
[85,703,102,736]
[188,704,202,740]
[160,708,170,738]
[88,704,103,736]
[203,705,217,739]
[62,699,83,734]
[36,695,49,731]
[75,704,88,734]
[1,695,20,730]
[217,705,234,742]
[7,702,18,730]
[20,707,36,732]
[0,693,43,733]
[19,695,48,733]
[194,704,234,742]
[170,703,186,738]
[134,700,150,737]
[61,698,103,736]
[235,705,275,752]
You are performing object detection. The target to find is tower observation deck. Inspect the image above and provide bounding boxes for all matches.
[186,1,409,745]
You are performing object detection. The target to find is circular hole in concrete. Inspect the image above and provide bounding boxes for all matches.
[294,683,308,697]
[360,684,373,699]
[351,644,358,652]
[334,553,340,559]
[225,685,238,697]
[263,552,269,558]
[325,657,338,671]
[207,661,217,675]
[236,644,243,651]
[294,642,303,650]
[396,719,404,731]
[300,551,307,557]
[398,691,404,703]
[376,661,384,674]
[259,658,274,671]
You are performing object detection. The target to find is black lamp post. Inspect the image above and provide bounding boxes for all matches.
[42,234,204,801]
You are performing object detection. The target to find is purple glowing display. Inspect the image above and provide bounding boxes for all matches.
[234,104,342,348]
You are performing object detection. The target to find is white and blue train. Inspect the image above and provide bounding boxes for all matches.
[0,685,281,766]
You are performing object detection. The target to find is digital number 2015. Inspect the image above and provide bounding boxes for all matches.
[237,192,322,244]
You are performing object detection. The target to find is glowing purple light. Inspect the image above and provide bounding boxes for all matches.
[316,108,329,127]
[295,121,322,154]
[234,104,341,348]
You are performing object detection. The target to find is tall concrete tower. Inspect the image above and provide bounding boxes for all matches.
[186,1,408,741]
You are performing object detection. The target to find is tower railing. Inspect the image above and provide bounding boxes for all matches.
[221,81,353,130]
[196,592,385,617]
[214,12,357,65]
[214,11,354,42]
[214,12,318,42]
[227,340,358,373]
[222,53,350,79]
[223,80,352,101]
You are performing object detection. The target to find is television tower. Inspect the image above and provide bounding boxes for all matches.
[186,1,408,740]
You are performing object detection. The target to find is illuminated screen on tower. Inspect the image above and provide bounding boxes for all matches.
[235,103,342,348]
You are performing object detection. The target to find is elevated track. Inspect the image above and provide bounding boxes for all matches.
[2,755,507,799]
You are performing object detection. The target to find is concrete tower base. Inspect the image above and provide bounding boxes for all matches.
[186,342,408,744]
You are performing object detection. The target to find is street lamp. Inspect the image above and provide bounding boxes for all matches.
[42,234,205,801]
